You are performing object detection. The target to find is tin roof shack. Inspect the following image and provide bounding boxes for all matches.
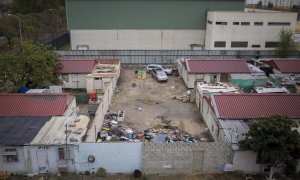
[86,59,120,94]
[228,64,268,92]
[195,82,240,112]
[0,93,79,174]
[201,94,300,174]
[177,58,250,88]
[262,59,300,93]
[57,60,96,89]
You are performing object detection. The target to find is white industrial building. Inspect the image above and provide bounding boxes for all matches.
[205,11,297,50]
[66,0,297,50]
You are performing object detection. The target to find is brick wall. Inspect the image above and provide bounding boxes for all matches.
[143,141,230,175]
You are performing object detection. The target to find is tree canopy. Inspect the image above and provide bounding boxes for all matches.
[239,116,300,179]
[277,28,296,58]
[0,42,62,92]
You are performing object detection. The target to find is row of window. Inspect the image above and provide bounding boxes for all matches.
[208,20,291,26]
[214,41,278,48]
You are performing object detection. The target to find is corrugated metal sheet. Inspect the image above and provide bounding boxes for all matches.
[31,115,89,145]
[186,59,250,74]
[0,94,72,116]
[267,59,300,73]
[0,116,51,145]
[213,94,300,119]
[57,60,96,73]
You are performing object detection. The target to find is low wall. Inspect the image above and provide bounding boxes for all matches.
[143,141,230,175]
[76,143,142,173]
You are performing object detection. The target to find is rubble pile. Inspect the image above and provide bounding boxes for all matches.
[97,111,203,143]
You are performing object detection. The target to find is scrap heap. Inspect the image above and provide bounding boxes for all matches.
[97,111,204,143]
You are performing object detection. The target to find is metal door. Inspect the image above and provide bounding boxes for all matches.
[36,150,50,173]
[193,150,204,173]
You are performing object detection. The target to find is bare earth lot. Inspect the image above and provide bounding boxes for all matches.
[109,68,207,137]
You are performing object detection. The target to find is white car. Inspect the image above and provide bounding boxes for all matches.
[146,64,173,75]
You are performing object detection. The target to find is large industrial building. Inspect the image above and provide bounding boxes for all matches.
[66,0,297,50]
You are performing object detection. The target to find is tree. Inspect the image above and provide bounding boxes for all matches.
[0,16,18,46]
[277,28,296,58]
[257,1,263,9]
[0,42,62,92]
[239,116,300,180]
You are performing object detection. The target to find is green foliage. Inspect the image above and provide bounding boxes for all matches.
[84,171,90,176]
[97,167,107,177]
[239,116,300,177]
[277,29,296,58]
[0,42,61,91]
[12,0,65,14]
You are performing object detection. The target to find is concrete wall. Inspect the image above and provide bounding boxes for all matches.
[94,81,114,131]
[233,150,262,173]
[205,11,297,50]
[143,142,230,174]
[201,97,219,140]
[75,143,142,173]
[0,146,27,173]
[70,30,205,50]
[59,74,87,89]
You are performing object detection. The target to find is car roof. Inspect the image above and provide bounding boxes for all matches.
[148,64,162,66]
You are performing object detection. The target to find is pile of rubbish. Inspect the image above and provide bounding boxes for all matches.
[97,112,205,143]
[171,91,191,103]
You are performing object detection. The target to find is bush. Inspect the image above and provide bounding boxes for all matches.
[97,167,107,177]
[84,171,90,175]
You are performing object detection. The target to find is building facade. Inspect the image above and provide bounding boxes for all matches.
[66,0,245,50]
[205,11,297,50]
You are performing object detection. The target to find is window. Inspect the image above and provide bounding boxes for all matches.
[2,149,18,162]
[252,45,261,48]
[268,22,290,26]
[233,22,239,25]
[241,22,250,26]
[216,21,227,25]
[231,41,248,48]
[62,75,69,82]
[58,148,65,160]
[76,45,89,50]
[214,41,226,48]
[254,22,263,26]
[207,20,212,24]
[265,42,279,48]
[72,74,79,82]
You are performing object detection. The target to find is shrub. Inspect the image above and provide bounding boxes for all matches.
[97,167,107,177]
[84,171,90,175]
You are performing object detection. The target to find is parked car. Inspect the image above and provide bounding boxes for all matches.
[146,64,173,75]
[150,69,168,82]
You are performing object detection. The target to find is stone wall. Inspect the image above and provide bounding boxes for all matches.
[143,141,230,175]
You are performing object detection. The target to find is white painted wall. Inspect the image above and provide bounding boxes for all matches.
[75,143,142,173]
[26,145,77,174]
[71,30,205,50]
[59,74,87,89]
[205,11,297,50]
[233,150,262,173]
[201,98,218,141]
[0,146,27,173]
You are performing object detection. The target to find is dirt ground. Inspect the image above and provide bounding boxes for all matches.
[109,68,207,137]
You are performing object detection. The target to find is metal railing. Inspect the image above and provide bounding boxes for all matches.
[56,50,300,64]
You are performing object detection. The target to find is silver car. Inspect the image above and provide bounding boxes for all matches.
[146,64,173,75]
[150,69,168,82]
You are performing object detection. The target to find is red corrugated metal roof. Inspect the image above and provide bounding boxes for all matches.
[57,60,96,74]
[0,94,73,116]
[186,59,250,74]
[95,59,120,64]
[213,94,300,119]
[266,59,300,73]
